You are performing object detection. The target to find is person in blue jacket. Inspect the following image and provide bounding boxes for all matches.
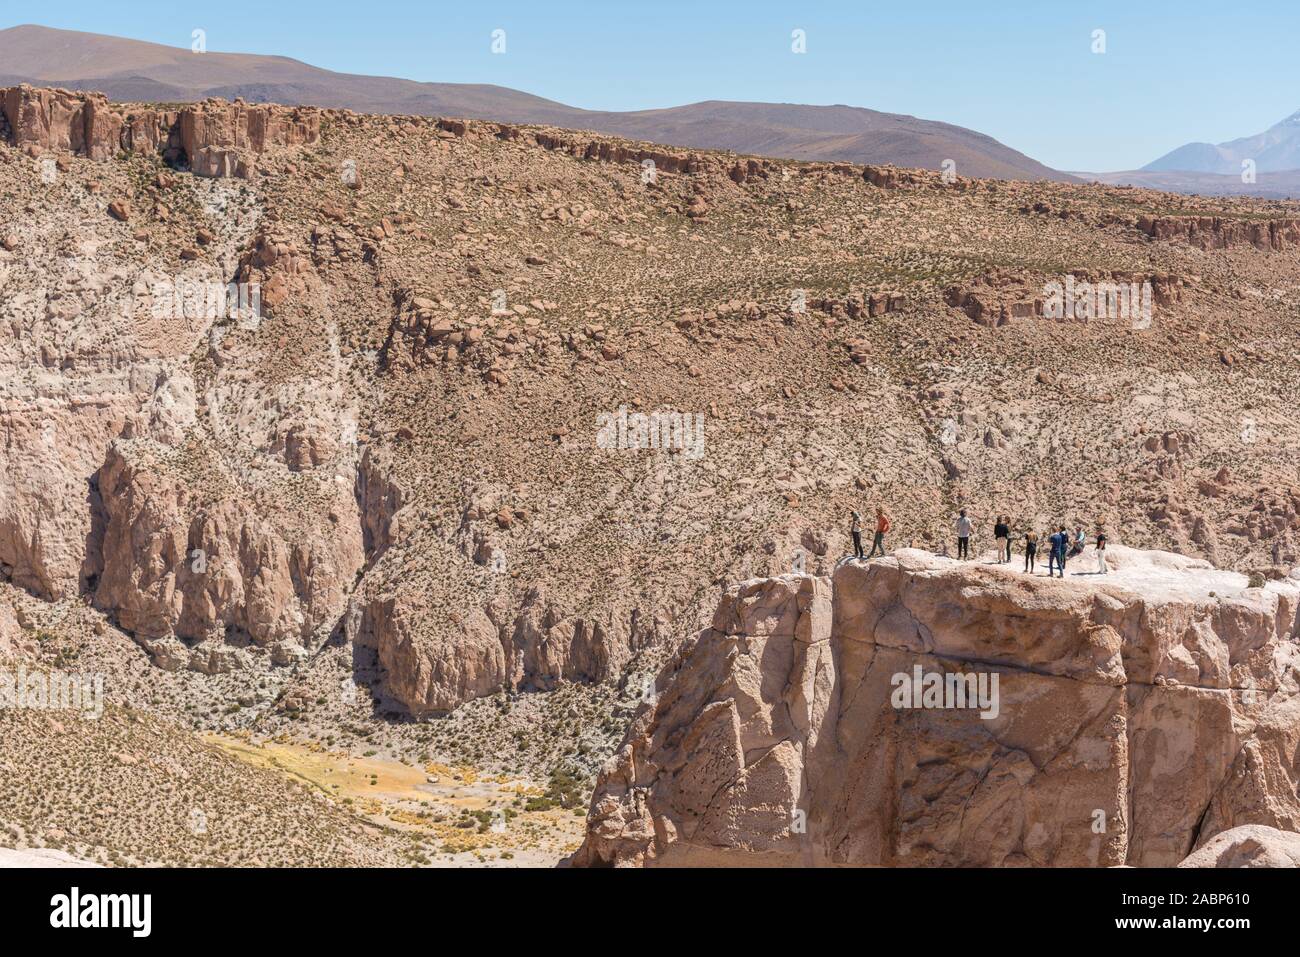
[1048,525,1069,578]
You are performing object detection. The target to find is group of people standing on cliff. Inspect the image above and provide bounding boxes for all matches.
[851,508,1109,576]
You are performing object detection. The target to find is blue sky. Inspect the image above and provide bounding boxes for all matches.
[3,0,1298,171]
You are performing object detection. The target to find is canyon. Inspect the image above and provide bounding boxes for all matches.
[4,80,1300,866]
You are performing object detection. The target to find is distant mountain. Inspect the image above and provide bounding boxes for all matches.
[0,23,1073,182]
[1144,109,1300,175]
[1082,168,1300,199]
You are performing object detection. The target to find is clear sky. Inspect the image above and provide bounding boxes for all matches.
[3,0,1297,172]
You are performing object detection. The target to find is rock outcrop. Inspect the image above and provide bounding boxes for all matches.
[573,546,1300,866]
[944,269,1184,328]
[177,99,321,178]
[1137,214,1300,251]
[0,85,123,161]
[349,539,663,715]
[0,140,263,602]
[0,85,319,177]
[532,130,708,175]
[352,588,509,713]
[92,440,364,665]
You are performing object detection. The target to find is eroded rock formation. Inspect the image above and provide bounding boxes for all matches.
[92,439,364,668]
[0,85,123,161]
[1137,214,1300,251]
[0,84,319,177]
[573,546,1300,866]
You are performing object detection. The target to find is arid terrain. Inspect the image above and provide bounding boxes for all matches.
[3,81,1300,867]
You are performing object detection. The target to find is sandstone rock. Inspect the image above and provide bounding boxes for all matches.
[573,546,1300,867]
[504,586,633,692]
[353,591,507,714]
[0,85,122,161]
[1138,215,1300,252]
[139,637,189,672]
[178,99,320,179]
[1,86,319,179]
[92,441,364,653]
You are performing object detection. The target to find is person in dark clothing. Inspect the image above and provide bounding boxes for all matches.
[1024,531,1038,573]
[994,517,1009,564]
[851,511,864,559]
[1048,525,1069,578]
[867,507,890,558]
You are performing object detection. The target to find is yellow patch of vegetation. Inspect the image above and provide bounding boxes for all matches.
[205,734,586,866]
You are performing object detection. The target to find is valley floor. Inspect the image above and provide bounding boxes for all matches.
[204,733,584,866]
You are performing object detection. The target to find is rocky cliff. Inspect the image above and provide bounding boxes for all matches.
[1136,214,1300,251]
[0,84,319,177]
[573,546,1300,866]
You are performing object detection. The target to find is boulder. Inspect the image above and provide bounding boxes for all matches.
[1178,825,1300,868]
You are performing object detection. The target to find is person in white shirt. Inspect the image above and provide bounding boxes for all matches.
[955,509,972,559]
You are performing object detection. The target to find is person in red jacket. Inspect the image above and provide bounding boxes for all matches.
[867,507,890,558]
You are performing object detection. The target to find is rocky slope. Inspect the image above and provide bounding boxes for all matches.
[573,546,1300,866]
[0,698,408,866]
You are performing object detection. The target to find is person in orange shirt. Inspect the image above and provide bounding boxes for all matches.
[867,507,890,558]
